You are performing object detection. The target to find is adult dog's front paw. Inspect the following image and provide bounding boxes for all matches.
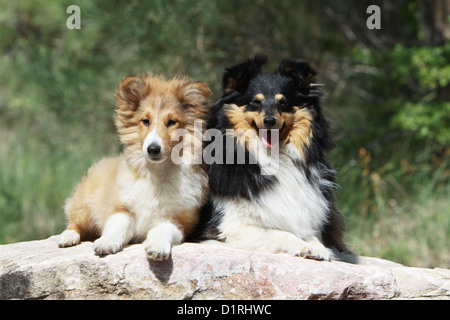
[297,238,334,261]
[270,234,334,261]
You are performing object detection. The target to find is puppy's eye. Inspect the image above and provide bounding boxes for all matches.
[142,119,150,126]
[251,98,262,105]
[167,119,177,127]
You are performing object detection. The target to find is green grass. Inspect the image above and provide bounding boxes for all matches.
[332,138,450,268]
[0,126,120,244]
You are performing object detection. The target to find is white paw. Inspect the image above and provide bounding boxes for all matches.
[298,242,334,261]
[143,237,172,261]
[271,234,334,261]
[93,237,123,256]
[57,230,80,248]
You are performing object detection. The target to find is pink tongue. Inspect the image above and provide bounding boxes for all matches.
[261,135,277,148]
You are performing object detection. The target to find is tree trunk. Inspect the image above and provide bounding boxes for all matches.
[418,0,450,46]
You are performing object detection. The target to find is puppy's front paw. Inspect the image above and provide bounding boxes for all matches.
[93,237,123,256]
[143,238,171,261]
[57,230,81,248]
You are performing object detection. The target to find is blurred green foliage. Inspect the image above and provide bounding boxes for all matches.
[354,43,450,144]
[0,0,448,267]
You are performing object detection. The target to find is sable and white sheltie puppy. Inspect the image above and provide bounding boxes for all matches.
[196,56,349,261]
[57,74,210,260]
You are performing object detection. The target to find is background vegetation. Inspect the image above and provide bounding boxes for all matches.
[0,0,448,268]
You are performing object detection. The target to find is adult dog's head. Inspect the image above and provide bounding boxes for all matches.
[213,55,332,164]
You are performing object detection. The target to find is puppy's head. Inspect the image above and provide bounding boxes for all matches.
[115,74,210,167]
[219,56,319,155]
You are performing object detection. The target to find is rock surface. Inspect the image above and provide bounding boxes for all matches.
[0,238,448,300]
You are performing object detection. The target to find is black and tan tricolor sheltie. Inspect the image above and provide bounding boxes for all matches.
[195,56,349,261]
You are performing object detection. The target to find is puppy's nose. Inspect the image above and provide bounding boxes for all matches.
[263,116,277,128]
[147,144,161,156]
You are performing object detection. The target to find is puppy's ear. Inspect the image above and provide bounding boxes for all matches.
[115,76,148,110]
[279,59,316,94]
[222,55,267,94]
[179,82,211,107]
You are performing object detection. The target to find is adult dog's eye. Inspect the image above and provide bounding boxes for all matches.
[278,98,288,107]
[167,119,177,127]
[251,98,262,105]
[248,99,262,111]
[142,119,150,126]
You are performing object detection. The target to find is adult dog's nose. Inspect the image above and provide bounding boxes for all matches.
[263,116,277,128]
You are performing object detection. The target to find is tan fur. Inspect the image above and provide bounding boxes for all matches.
[224,104,260,152]
[173,210,200,237]
[225,104,256,132]
[283,107,314,162]
[63,156,127,239]
[58,74,210,258]
[254,93,265,101]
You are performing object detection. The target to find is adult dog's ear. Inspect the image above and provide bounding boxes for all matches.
[222,55,267,94]
[115,76,149,110]
[279,59,317,94]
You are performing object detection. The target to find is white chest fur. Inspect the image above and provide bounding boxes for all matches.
[117,159,205,239]
[217,153,330,240]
